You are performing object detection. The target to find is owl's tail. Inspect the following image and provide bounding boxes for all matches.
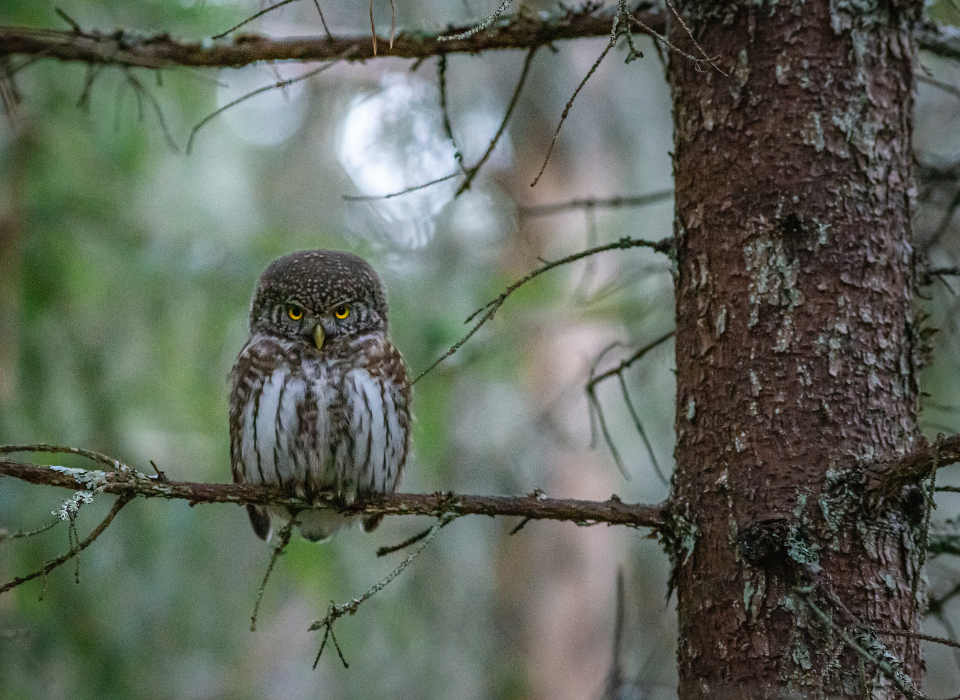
[293,509,353,542]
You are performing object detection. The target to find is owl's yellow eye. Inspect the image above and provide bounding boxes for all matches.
[334,304,350,320]
[287,306,304,321]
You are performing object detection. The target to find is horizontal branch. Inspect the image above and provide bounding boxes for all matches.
[0,2,662,69]
[0,458,665,529]
[5,11,960,71]
[865,434,960,501]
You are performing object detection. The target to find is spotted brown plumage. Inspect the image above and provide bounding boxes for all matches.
[229,250,411,541]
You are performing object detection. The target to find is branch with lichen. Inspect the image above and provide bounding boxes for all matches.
[0,3,663,69]
[0,453,666,530]
[4,12,960,72]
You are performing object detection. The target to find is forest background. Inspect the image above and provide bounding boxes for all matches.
[4,0,960,698]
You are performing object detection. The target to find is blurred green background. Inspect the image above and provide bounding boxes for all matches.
[0,2,677,699]
[6,1,960,698]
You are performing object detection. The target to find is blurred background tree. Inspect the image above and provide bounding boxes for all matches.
[7,0,960,698]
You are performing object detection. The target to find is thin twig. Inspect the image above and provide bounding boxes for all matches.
[584,331,674,479]
[587,380,630,479]
[646,0,727,75]
[0,495,133,595]
[0,443,125,471]
[389,0,396,49]
[519,190,674,218]
[587,330,675,390]
[437,0,513,42]
[919,73,960,100]
[345,46,536,202]
[311,514,456,667]
[876,628,960,651]
[530,39,614,188]
[120,66,179,152]
[802,591,925,700]
[3,516,62,540]
[376,515,455,556]
[412,236,672,385]
[617,372,668,486]
[54,8,83,34]
[603,568,627,697]
[457,45,536,195]
[586,340,628,448]
[437,53,465,168]
[369,0,378,55]
[76,63,104,110]
[311,0,333,40]
[186,50,353,153]
[928,267,960,278]
[211,0,300,40]
[509,517,532,535]
[342,172,459,202]
[250,516,295,631]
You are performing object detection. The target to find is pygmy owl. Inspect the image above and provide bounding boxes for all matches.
[229,250,411,541]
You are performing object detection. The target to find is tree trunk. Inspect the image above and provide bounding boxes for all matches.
[667,3,924,698]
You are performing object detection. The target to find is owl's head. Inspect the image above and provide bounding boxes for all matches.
[249,250,389,351]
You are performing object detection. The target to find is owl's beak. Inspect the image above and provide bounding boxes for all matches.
[312,324,325,351]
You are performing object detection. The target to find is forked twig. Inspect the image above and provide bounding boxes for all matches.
[120,67,179,152]
[587,330,675,389]
[310,514,456,667]
[457,45,537,195]
[0,495,133,595]
[585,331,674,479]
[802,589,925,700]
[344,47,535,203]
[628,0,727,75]
[412,236,672,385]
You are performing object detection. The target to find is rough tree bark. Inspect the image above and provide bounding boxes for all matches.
[667,2,923,698]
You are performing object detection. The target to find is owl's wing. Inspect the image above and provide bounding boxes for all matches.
[229,348,273,541]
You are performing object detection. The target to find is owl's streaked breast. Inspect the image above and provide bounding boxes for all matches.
[229,333,410,541]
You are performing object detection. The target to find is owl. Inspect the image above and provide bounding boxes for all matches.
[229,250,411,541]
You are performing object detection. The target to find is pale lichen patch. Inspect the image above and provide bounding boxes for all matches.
[744,231,805,344]
[799,112,825,153]
[50,465,109,491]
